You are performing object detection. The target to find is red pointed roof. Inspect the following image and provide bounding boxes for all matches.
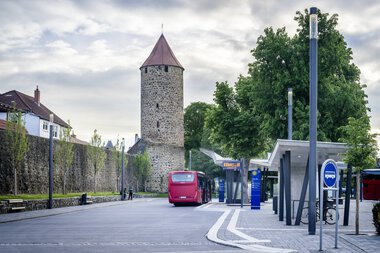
[141,34,184,70]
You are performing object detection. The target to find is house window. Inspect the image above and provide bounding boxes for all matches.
[145,67,147,73]
[157,121,160,128]
[7,112,19,123]
[43,121,48,131]
[53,126,58,138]
[164,66,168,72]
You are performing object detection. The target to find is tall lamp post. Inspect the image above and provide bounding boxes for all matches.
[189,150,192,170]
[288,88,293,140]
[48,114,54,209]
[309,6,318,235]
[121,138,125,200]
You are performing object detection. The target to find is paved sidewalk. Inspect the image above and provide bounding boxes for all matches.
[0,198,146,223]
[205,198,379,252]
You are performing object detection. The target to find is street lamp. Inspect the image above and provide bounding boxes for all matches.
[121,138,126,200]
[288,88,293,140]
[48,114,54,209]
[189,150,192,170]
[309,6,318,235]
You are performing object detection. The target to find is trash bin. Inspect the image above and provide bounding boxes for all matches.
[81,193,87,205]
[273,196,278,214]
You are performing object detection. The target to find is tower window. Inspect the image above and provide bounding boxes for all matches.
[145,67,147,73]
[164,66,168,72]
[156,103,159,109]
[157,121,160,128]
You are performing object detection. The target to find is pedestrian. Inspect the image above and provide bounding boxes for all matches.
[123,188,127,200]
[128,186,133,200]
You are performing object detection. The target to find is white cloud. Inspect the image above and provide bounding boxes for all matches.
[0,0,380,149]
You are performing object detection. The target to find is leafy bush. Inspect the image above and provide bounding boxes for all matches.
[373,202,380,234]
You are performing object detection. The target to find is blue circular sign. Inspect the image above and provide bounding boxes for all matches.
[323,162,337,187]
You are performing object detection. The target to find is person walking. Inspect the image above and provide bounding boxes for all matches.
[128,186,133,200]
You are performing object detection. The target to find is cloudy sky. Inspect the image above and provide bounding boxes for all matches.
[1,0,380,149]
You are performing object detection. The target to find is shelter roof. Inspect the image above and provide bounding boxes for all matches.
[250,139,348,171]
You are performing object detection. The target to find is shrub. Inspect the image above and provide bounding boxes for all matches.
[373,202,380,234]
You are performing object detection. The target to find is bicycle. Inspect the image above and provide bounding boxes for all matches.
[300,200,338,225]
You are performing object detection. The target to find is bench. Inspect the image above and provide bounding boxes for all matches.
[8,199,26,212]
[81,194,93,205]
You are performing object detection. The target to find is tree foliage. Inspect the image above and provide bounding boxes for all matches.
[338,115,378,235]
[56,120,74,195]
[112,137,127,192]
[5,109,28,196]
[87,129,106,193]
[235,9,368,146]
[339,116,378,171]
[184,102,213,151]
[133,150,152,192]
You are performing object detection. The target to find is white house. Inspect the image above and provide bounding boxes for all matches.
[0,87,69,139]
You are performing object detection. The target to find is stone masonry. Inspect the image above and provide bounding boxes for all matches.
[133,34,185,192]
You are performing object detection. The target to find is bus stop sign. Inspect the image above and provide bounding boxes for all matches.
[323,161,337,188]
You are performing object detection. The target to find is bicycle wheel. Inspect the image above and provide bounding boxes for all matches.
[300,207,309,224]
[325,208,338,225]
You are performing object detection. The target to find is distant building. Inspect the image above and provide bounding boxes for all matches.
[127,34,185,192]
[0,87,70,139]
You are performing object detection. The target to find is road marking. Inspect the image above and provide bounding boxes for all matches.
[207,208,296,252]
[227,209,270,243]
[204,203,214,208]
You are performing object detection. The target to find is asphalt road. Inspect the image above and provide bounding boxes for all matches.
[0,199,240,253]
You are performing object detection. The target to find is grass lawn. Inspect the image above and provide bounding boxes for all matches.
[0,192,120,201]
[0,192,168,201]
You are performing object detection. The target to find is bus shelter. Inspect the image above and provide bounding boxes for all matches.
[199,148,242,204]
[250,139,350,226]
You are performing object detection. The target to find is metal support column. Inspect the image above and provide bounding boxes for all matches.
[295,156,309,225]
[309,6,318,235]
[344,164,352,226]
[279,158,284,221]
[48,124,53,209]
[285,151,292,225]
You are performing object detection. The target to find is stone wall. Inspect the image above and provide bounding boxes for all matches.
[145,143,185,192]
[0,131,119,195]
[0,194,158,214]
[141,65,184,147]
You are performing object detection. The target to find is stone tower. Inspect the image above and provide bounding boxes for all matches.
[139,34,185,192]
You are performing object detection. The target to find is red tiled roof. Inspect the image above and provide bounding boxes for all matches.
[0,90,69,128]
[140,34,184,70]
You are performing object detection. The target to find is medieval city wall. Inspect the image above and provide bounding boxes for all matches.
[0,131,118,195]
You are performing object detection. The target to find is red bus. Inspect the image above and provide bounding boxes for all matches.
[168,171,212,206]
[362,169,380,200]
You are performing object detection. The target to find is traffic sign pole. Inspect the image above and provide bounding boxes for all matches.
[320,159,339,251]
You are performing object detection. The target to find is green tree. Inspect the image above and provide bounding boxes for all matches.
[184,102,224,178]
[87,129,106,193]
[133,150,152,192]
[184,102,213,151]
[5,109,28,196]
[339,116,378,235]
[112,137,127,192]
[239,9,368,144]
[56,121,74,195]
[206,82,268,202]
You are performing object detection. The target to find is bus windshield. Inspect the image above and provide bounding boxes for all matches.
[172,173,195,183]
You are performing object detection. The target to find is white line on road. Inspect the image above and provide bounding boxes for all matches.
[227,209,270,243]
[206,208,297,252]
